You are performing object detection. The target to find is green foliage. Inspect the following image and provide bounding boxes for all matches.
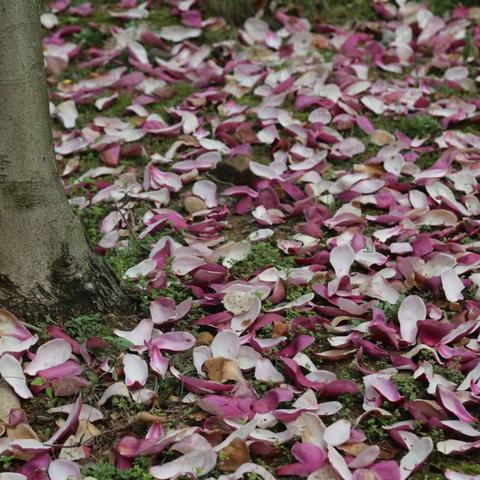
[397,115,442,139]
[426,0,478,16]
[273,0,376,24]
[0,456,15,470]
[231,242,296,278]
[392,373,423,401]
[375,294,406,323]
[82,458,154,480]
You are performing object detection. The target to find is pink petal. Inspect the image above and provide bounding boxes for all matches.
[254,358,284,384]
[114,319,153,348]
[324,420,351,447]
[399,437,433,480]
[192,180,217,208]
[437,385,475,422]
[330,244,355,277]
[24,339,72,376]
[123,354,148,388]
[211,330,240,359]
[0,354,32,399]
[398,296,426,344]
[151,332,195,352]
[48,395,82,445]
[48,459,81,480]
[0,309,32,340]
[441,268,464,302]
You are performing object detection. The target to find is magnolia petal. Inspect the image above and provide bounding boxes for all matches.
[0,354,32,399]
[24,339,72,376]
[398,296,426,344]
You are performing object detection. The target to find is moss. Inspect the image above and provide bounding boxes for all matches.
[273,0,376,25]
[150,82,196,117]
[82,457,154,480]
[392,373,423,401]
[231,242,296,278]
[426,0,478,16]
[397,115,442,139]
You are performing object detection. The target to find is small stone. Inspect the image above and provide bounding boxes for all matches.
[184,195,208,214]
[215,156,254,185]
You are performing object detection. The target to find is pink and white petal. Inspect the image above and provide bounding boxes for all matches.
[114,319,154,348]
[216,463,277,480]
[348,445,380,469]
[123,354,149,388]
[441,268,464,302]
[0,309,32,340]
[399,437,433,480]
[237,346,262,370]
[48,459,81,480]
[398,296,426,344]
[150,449,216,479]
[124,258,156,280]
[24,339,72,376]
[0,354,32,399]
[437,385,475,422]
[48,395,82,445]
[211,330,240,359]
[254,358,285,384]
[324,420,351,447]
[328,446,352,480]
[152,332,196,352]
[445,470,480,480]
[97,382,130,406]
[330,244,355,277]
[192,180,217,208]
[49,403,103,423]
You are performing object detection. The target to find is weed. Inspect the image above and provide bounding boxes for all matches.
[82,457,154,480]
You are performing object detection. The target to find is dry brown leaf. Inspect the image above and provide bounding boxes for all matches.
[7,423,40,461]
[0,383,20,425]
[311,34,330,50]
[195,331,214,346]
[339,442,368,456]
[371,129,396,146]
[136,412,166,425]
[218,438,250,472]
[272,320,287,338]
[203,357,243,383]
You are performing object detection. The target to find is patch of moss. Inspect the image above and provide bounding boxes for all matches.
[426,0,478,16]
[82,457,154,480]
[231,242,296,278]
[397,115,442,139]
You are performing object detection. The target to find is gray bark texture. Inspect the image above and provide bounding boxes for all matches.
[0,0,126,319]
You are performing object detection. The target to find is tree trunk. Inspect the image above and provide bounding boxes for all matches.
[0,0,126,320]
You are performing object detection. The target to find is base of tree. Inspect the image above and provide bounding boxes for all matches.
[0,252,130,321]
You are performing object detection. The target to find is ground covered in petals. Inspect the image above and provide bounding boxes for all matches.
[1,0,480,479]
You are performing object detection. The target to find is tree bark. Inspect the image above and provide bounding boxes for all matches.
[0,0,126,320]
